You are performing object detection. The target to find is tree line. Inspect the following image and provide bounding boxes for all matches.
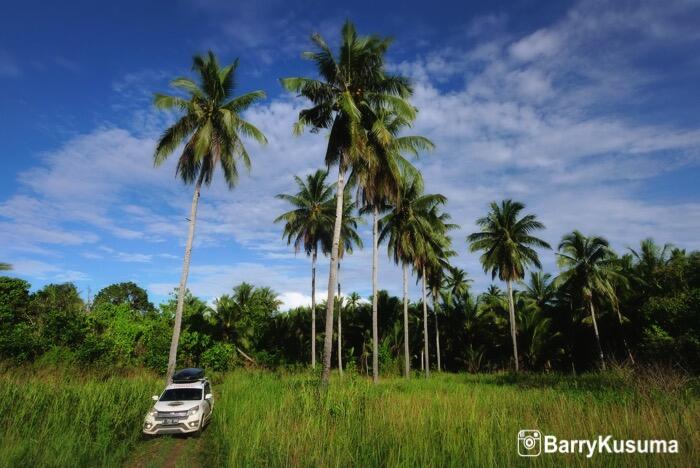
[0,236,697,375]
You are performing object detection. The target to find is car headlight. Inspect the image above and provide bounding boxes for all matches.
[148,407,157,417]
[187,405,200,416]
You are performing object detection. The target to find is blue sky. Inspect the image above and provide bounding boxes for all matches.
[1,0,700,309]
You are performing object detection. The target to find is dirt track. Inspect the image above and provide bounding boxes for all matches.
[124,433,204,468]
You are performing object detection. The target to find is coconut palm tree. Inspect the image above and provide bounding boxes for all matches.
[462,296,490,372]
[424,213,456,374]
[467,200,551,373]
[424,229,459,374]
[346,292,362,311]
[413,204,454,377]
[516,295,563,370]
[213,284,281,365]
[523,271,556,310]
[153,51,267,383]
[379,175,445,377]
[556,231,626,370]
[274,169,335,368]
[609,256,635,364]
[282,21,415,385]
[355,110,432,383]
[444,267,471,305]
[427,263,449,372]
[336,194,363,375]
[440,268,472,349]
[214,283,281,356]
[629,238,673,295]
[478,286,508,313]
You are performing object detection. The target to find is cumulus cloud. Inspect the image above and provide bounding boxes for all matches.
[509,29,561,61]
[2,0,700,304]
[10,259,89,283]
[148,260,326,310]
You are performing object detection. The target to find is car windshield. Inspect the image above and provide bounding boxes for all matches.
[159,388,202,401]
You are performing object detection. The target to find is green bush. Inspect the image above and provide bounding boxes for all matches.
[179,330,213,367]
[0,278,37,362]
[92,281,155,314]
[201,343,238,372]
[140,318,171,373]
[641,290,700,371]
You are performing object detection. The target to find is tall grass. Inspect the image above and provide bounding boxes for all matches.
[0,365,697,467]
[206,370,699,467]
[0,365,159,467]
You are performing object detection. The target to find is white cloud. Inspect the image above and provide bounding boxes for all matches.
[2,0,700,305]
[9,259,89,283]
[384,0,700,291]
[147,259,327,309]
[509,29,561,61]
[277,292,314,310]
[97,246,153,263]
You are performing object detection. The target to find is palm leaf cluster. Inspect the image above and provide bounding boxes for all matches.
[468,200,551,282]
[155,51,267,188]
[275,170,336,256]
[380,176,444,267]
[556,231,625,308]
[282,21,415,170]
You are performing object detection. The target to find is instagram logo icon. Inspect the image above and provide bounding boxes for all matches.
[518,430,542,457]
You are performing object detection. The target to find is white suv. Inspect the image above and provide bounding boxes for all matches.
[143,368,214,436]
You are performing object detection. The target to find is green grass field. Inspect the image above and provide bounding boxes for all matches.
[1,367,698,467]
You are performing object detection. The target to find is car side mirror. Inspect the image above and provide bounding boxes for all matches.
[151,395,159,402]
[205,393,213,400]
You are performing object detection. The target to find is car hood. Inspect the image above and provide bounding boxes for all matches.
[153,400,200,412]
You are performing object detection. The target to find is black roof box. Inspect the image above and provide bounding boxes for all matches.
[172,368,205,383]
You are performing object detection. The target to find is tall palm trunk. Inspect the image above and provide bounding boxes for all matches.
[506,280,519,373]
[165,178,202,384]
[615,306,635,364]
[321,166,345,386]
[311,246,317,369]
[422,267,430,377]
[337,261,343,375]
[371,206,379,384]
[589,300,606,370]
[402,262,410,378]
[433,288,441,372]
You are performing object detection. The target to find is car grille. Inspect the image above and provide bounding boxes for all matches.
[156,411,188,419]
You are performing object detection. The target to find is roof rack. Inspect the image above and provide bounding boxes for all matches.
[172,367,205,383]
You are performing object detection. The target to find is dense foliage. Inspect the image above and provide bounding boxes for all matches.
[1,239,698,373]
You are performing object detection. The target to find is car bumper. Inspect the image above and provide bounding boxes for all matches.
[143,417,201,435]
